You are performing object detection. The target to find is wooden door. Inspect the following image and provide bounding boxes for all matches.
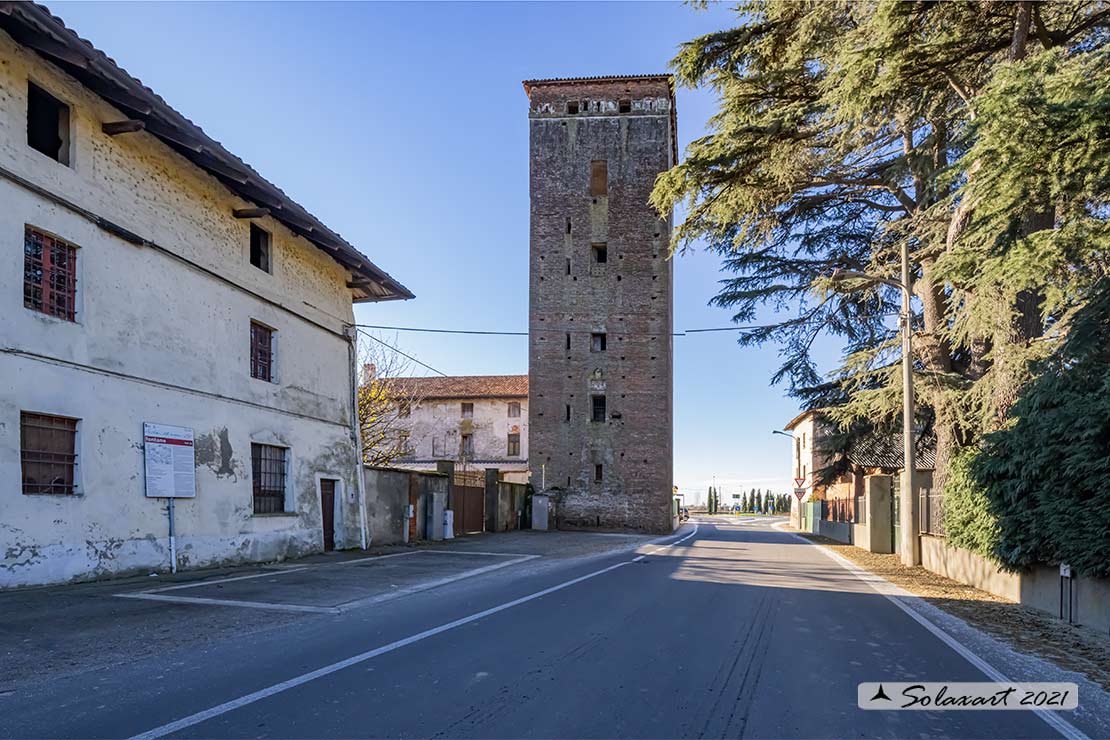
[320,479,336,552]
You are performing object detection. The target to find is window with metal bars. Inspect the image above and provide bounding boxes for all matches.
[250,321,274,381]
[251,443,287,514]
[21,412,78,494]
[507,433,520,457]
[592,395,606,423]
[461,433,474,459]
[24,226,77,321]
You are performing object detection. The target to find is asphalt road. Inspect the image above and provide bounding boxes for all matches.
[2,517,1070,739]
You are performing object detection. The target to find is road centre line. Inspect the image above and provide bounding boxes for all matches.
[127,558,635,740]
[773,523,1087,740]
[128,525,700,739]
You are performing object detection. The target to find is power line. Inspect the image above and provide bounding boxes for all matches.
[356,329,449,378]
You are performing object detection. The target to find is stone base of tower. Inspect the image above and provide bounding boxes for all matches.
[552,489,674,534]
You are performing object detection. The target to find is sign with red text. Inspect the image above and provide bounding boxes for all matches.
[143,423,196,498]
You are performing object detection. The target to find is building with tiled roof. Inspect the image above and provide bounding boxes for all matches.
[378,375,530,483]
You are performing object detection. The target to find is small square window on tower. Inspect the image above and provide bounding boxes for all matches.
[250,223,271,273]
[566,101,579,115]
[619,99,631,113]
[591,333,607,352]
[27,82,70,165]
[590,160,607,196]
[592,243,607,263]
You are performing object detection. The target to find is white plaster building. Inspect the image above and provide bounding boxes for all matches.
[385,376,529,484]
[0,5,411,587]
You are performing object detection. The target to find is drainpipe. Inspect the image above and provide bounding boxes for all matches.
[346,324,370,549]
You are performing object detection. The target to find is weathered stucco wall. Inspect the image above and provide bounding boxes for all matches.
[0,30,364,587]
[527,78,675,534]
[395,396,528,477]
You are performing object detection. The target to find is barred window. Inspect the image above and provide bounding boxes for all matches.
[591,395,606,423]
[21,412,78,494]
[507,402,520,418]
[250,321,273,382]
[251,443,287,514]
[507,433,520,457]
[24,227,77,321]
[461,433,474,458]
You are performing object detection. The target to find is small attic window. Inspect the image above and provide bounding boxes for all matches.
[567,101,579,115]
[27,82,70,166]
[619,99,631,113]
[250,224,271,273]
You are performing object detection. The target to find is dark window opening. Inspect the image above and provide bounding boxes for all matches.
[251,443,287,514]
[590,160,607,196]
[591,333,607,352]
[567,101,579,115]
[249,224,271,273]
[618,99,631,113]
[27,83,70,165]
[566,258,571,276]
[508,401,521,418]
[565,333,571,350]
[24,226,76,321]
[507,433,521,457]
[566,218,572,234]
[461,402,474,418]
[565,404,571,422]
[591,395,606,423]
[592,244,607,263]
[461,433,474,459]
[21,412,77,494]
[594,464,603,483]
[250,321,274,382]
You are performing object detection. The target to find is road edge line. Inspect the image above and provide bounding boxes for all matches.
[773,523,1087,740]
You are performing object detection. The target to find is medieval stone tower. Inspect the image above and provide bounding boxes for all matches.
[523,75,675,533]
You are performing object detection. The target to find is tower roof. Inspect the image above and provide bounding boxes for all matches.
[521,74,674,100]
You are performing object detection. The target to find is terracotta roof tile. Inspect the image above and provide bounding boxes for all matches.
[385,375,528,400]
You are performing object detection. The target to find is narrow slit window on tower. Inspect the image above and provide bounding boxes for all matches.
[566,258,571,276]
[591,333,606,352]
[565,333,571,350]
[27,82,70,165]
[590,160,607,196]
[567,101,579,115]
[592,243,607,263]
[591,395,606,423]
[566,218,572,234]
[594,464,603,483]
[565,404,571,422]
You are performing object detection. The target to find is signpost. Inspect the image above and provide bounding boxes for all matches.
[143,423,196,574]
[794,477,807,501]
[794,488,806,501]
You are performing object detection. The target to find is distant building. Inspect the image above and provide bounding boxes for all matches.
[384,376,529,483]
[524,74,677,533]
[0,5,410,587]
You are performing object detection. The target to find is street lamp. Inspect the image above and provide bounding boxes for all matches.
[771,430,793,438]
[830,243,919,567]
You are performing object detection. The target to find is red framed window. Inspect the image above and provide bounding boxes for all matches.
[250,321,273,381]
[21,412,78,494]
[24,226,77,321]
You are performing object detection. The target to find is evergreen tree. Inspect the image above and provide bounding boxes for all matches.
[652,1,1110,496]
[741,492,749,513]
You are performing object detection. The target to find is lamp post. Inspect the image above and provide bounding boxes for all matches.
[831,241,919,566]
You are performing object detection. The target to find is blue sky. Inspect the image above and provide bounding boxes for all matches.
[56,1,839,504]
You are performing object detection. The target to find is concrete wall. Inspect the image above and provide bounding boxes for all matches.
[921,536,1110,635]
[527,77,675,533]
[0,30,366,586]
[815,518,852,544]
[363,467,448,546]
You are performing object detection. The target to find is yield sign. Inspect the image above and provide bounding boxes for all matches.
[794,477,806,488]
[794,488,806,501]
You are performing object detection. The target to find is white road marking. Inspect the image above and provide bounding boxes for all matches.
[127,559,633,740]
[775,523,1087,740]
[115,593,341,615]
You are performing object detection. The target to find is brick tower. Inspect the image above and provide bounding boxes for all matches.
[523,75,675,533]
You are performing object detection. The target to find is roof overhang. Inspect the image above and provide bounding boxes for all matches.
[0,2,413,304]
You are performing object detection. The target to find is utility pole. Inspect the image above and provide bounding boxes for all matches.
[832,246,919,567]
